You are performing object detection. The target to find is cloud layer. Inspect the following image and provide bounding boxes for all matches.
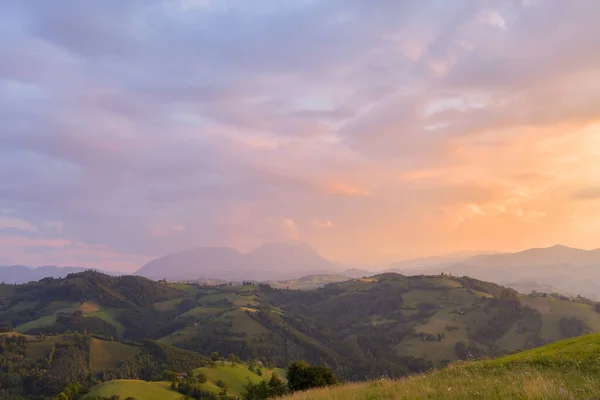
[2,0,600,270]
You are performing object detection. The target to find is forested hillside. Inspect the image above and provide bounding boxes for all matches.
[0,332,208,399]
[3,271,600,386]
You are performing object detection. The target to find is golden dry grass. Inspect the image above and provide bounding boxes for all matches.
[285,333,600,400]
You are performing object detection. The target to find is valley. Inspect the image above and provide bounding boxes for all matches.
[2,270,600,399]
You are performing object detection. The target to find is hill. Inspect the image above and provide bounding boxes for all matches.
[285,332,600,399]
[266,274,351,290]
[0,270,195,340]
[393,245,600,299]
[83,361,287,399]
[136,240,338,282]
[503,281,571,296]
[0,265,125,284]
[152,274,600,380]
[4,271,600,383]
[83,380,180,400]
[0,331,209,399]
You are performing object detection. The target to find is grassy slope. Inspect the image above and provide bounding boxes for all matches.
[84,363,287,398]
[15,301,107,333]
[18,333,140,375]
[83,380,181,400]
[86,309,126,337]
[90,338,140,373]
[267,275,351,290]
[15,314,58,333]
[286,332,600,400]
[194,364,267,395]
[7,272,600,380]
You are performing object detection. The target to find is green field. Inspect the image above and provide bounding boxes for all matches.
[153,298,181,311]
[286,332,600,400]
[15,314,57,333]
[194,363,284,396]
[86,309,126,337]
[84,363,287,399]
[83,380,181,400]
[25,335,76,359]
[90,338,140,373]
[180,306,225,318]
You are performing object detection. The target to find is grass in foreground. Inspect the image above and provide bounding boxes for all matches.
[285,333,600,400]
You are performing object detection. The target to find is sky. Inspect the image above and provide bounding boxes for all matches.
[2,0,600,271]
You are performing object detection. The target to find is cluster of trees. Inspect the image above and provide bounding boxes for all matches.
[242,361,337,400]
[0,333,96,400]
[559,317,590,338]
[0,331,212,400]
[241,373,287,400]
[171,374,233,400]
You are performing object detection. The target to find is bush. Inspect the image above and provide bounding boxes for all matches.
[287,361,338,392]
[242,373,287,400]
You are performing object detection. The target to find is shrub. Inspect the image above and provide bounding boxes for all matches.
[287,361,338,392]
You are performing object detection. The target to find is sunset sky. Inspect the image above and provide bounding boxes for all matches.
[2,0,600,271]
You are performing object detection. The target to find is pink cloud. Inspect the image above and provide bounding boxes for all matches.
[325,182,371,197]
[313,219,334,228]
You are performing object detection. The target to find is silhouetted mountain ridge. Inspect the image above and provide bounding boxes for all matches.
[0,265,124,284]
[392,245,600,299]
[135,240,338,281]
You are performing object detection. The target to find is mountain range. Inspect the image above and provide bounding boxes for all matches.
[4,243,600,299]
[391,245,600,299]
[135,240,338,281]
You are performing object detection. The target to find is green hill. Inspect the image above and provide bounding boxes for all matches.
[286,332,600,399]
[166,274,600,380]
[4,271,600,383]
[193,363,287,395]
[83,380,180,400]
[266,274,351,290]
[82,362,287,399]
[0,332,208,400]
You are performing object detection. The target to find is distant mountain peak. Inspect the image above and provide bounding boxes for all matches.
[135,240,336,281]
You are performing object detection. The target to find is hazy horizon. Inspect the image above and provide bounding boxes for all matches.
[2,1,600,271]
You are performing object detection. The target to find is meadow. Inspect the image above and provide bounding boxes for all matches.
[285,332,600,399]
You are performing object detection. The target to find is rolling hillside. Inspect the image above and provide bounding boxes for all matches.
[83,361,286,399]
[3,271,600,383]
[0,265,125,285]
[286,332,600,399]
[0,331,209,399]
[393,245,600,300]
[84,380,181,400]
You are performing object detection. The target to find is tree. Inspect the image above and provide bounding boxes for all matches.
[162,370,178,382]
[228,353,240,364]
[287,361,338,392]
[215,380,227,389]
[197,372,207,383]
[559,317,590,338]
[211,351,220,362]
[242,373,287,400]
[267,373,287,397]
